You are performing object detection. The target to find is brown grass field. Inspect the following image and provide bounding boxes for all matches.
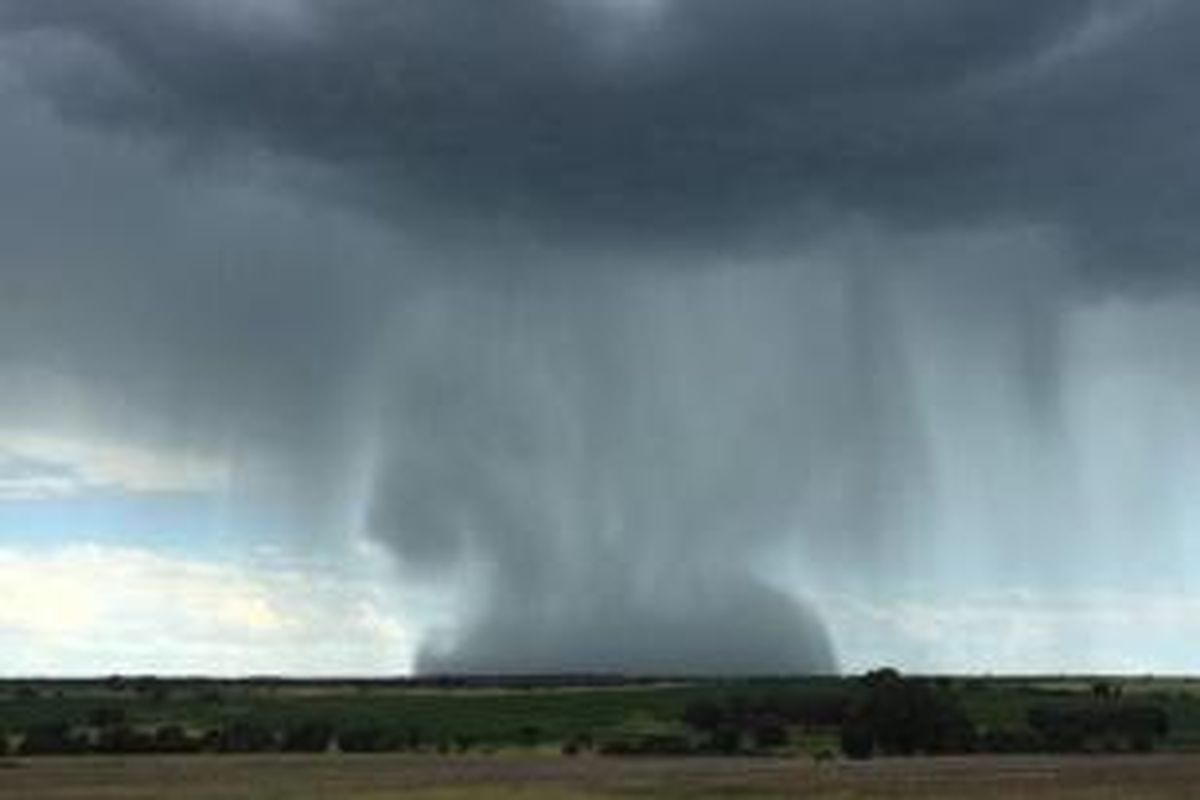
[2,754,1200,799]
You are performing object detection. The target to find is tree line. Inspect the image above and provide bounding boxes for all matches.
[1,718,437,757]
[674,670,1171,759]
[0,670,1172,759]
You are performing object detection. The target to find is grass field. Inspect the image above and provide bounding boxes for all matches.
[3,753,1200,799]
[4,676,1200,752]
[0,678,849,752]
[3,676,1198,798]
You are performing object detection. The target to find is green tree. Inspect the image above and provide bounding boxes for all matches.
[218,720,276,753]
[841,669,976,758]
[338,726,396,753]
[19,722,87,755]
[281,721,334,753]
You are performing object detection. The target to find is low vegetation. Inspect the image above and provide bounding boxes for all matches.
[0,672,1191,761]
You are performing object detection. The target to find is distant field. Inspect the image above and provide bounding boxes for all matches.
[3,675,1200,752]
[3,674,1199,800]
[3,753,1200,799]
[0,678,775,750]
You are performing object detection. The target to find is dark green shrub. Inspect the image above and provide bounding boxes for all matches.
[1027,702,1169,753]
[18,722,87,756]
[154,724,203,754]
[599,733,694,756]
[979,726,1042,754]
[561,732,593,755]
[682,700,725,732]
[87,707,128,728]
[708,725,742,754]
[218,720,277,753]
[757,690,851,727]
[840,669,976,758]
[749,715,789,750]
[338,726,397,753]
[95,725,157,754]
[839,717,875,760]
[281,721,334,753]
[518,724,542,747]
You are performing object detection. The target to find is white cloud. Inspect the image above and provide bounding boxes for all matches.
[0,429,229,500]
[0,464,82,502]
[820,587,1200,675]
[0,544,414,676]
[4,539,1195,677]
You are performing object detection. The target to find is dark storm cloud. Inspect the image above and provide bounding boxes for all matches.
[5,1,1199,279]
[421,573,834,675]
[0,56,846,672]
[4,1,1200,676]
[0,61,405,537]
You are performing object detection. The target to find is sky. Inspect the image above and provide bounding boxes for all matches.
[2,0,1200,676]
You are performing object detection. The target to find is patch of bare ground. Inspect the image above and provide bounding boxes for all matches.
[1,753,1199,799]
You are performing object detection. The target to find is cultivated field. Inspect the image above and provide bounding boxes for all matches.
[5,675,1199,753]
[3,752,1200,799]
[4,676,1199,798]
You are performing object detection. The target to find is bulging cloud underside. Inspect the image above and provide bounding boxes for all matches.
[2,1,1200,674]
[419,573,835,676]
[4,0,1200,277]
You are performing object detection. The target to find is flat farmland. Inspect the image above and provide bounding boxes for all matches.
[2,753,1200,800]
